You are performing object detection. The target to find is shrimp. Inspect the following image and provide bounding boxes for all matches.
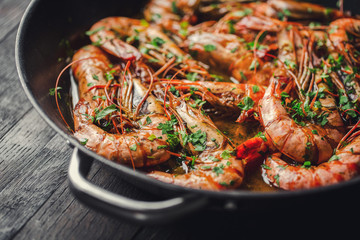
[72,45,163,114]
[197,0,244,21]
[166,79,265,121]
[262,133,360,190]
[328,18,360,66]
[237,28,346,167]
[74,100,171,167]
[186,31,277,86]
[148,148,244,190]
[148,101,244,190]
[186,32,246,73]
[139,26,212,80]
[236,133,276,164]
[144,0,201,24]
[212,2,291,39]
[71,45,172,167]
[259,75,345,165]
[268,0,343,21]
[71,45,112,101]
[88,16,211,80]
[87,17,144,61]
[324,19,360,114]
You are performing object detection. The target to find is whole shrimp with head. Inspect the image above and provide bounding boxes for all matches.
[87,15,213,81]
[162,79,265,122]
[147,80,245,190]
[263,131,360,190]
[327,18,360,106]
[72,45,172,168]
[239,27,345,161]
[185,28,278,86]
[259,24,360,190]
[236,27,358,190]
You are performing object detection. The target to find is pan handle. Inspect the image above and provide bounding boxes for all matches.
[68,147,208,224]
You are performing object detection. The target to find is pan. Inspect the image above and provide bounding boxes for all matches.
[15,0,360,224]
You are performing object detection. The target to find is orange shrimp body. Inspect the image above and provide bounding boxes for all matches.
[259,77,345,165]
[88,17,144,61]
[148,102,245,190]
[72,45,112,100]
[263,134,360,190]
[72,45,171,167]
[167,80,265,120]
[328,18,360,65]
[74,99,171,167]
[148,148,244,190]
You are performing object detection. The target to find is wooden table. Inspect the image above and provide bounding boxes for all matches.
[2,1,360,239]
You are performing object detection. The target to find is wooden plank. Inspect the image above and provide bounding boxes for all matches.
[0,109,71,239]
[11,161,153,240]
[0,0,30,42]
[0,26,33,138]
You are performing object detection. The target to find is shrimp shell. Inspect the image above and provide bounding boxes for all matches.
[263,134,360,190]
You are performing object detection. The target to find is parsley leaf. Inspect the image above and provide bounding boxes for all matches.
[182,130,207,152]
[221,150,233,159]
[129,144,137,151]
[95,104,117,121]
[157,115,178,134]
[237,96,254,111]
[204,44,217,52]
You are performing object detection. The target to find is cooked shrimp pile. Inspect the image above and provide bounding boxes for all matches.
[57,0,360,191]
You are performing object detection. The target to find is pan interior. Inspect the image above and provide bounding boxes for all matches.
[16,0,360,200]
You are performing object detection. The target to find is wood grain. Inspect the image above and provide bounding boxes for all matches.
[0,28,32,138]
[0,0,29,42]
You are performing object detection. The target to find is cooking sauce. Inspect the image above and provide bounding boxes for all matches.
[149,116,276,192]
[214,119,275,192]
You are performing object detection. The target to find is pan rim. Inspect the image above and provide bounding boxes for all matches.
[15,0,360,202]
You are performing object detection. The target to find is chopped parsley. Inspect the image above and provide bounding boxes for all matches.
[261,164,271,170]
[85,26,105,36]
[329,154,340,161]
[80,138,88,145]
[49,87,62,99]
[145,116,152,125]
[186,72,198,82]
[157,115,178,134]
[92,74,99,80]
[95,104,117,121]
[212,163,225,176]
[189,99,207,108]
[150,37,166,47]
[255,132,267,142]
[169,86,180,97]
[129,144,137,151]
[302,161,312,169]
[157,115,179,150]
[148,134,157,141]
[237,96,254,111]
[208,155,220,162]
[204,44,217,52]
[221,150,233,160]
[157,145,168,149]
[182,130,207,152]
[252,85,260,94]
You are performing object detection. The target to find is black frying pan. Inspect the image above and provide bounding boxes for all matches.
[15,0,360,224]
